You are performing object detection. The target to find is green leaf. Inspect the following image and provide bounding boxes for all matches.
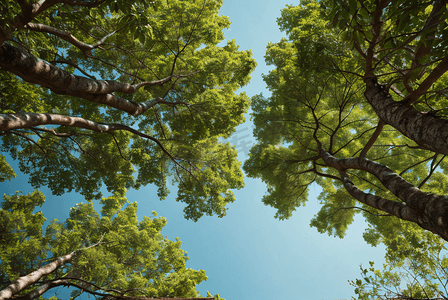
[349,0,358,15]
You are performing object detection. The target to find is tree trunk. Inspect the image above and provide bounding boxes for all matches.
[0,252,75,300]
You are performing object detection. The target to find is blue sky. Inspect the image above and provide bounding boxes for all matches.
[1,1,388,299]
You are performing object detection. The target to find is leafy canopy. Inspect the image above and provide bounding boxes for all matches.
[0,190,220,299]
[0,0,256,221]
[244,0,448,242]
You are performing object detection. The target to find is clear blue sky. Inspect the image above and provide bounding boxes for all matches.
[1,1,388,299]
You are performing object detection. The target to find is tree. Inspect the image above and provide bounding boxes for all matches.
[243,0,448,241]
[0,0,256,221]
[0,190,221,300]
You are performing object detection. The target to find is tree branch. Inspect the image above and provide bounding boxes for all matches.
[0,236,105,300]
[403,55,448,105]
[330,206,392,218]
[359,120,385,159]
[0,113,184,172]
[51,60,96,79]
[338,170,437,235]
[418,155,445,188]
[319,148,448,240]
[401,0,446,90]
[26,22,122,58]
[0,43,198,116]
[12,280,68,300]
[364,0,391,77]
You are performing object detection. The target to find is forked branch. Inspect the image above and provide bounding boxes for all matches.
[26,23,121,57]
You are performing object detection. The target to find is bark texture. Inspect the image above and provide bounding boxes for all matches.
[0,252,75,300]
[0,43,177,116]
[14,280,68,300]
[0,237,106,300]
[319,149,448,240]
[0,113,118,132]
[364,79,448,156]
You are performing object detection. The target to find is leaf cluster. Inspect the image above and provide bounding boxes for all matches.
[0,191,212,299]
[351,222,448,299]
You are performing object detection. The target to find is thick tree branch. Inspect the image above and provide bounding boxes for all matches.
[338,170,426,228]
[12,280,68,300]
[319,148,448,240]
[364,79,448,156]
[342,168,448,244]
[0,113,182,170]
[0,236,104,300]
[0,43,197,116]
[10,0,60,32]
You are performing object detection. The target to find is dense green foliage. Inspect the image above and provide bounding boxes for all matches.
[0,0,255,298]
[0,191,219,299]
[0,0,255,221]
[244,0,448,239]
[245,0,367,224]
[5,0,448,298]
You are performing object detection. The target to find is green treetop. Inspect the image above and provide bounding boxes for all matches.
[0,191,221,300]
[0,0,256,221]
[244,0,448,241]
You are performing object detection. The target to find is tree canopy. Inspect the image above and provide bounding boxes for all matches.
[0,0,254,298]
[0,191,220,300]
[6,0,448,298]
[244,0,448,241]
[0,0,255,221]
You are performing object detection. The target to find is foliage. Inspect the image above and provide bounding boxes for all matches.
[0,190,220,299]
[244,0,448,241]
[351,222,448,299]
[0,0,256,221]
